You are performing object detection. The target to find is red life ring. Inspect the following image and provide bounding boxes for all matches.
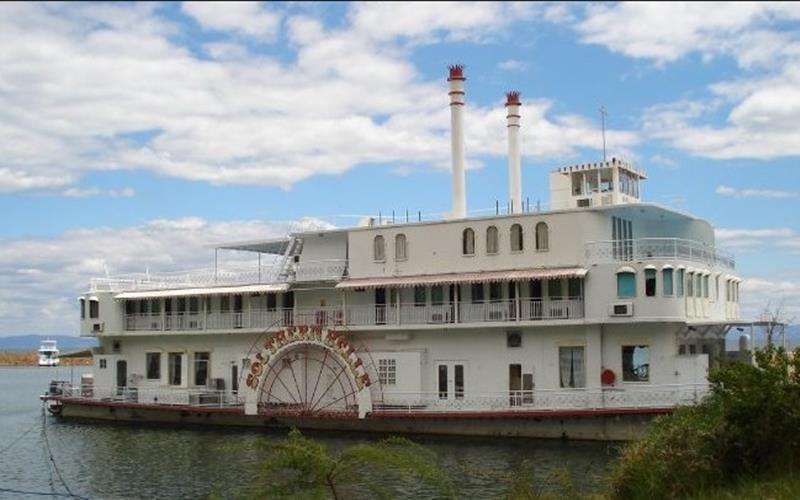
[601,369,616,386]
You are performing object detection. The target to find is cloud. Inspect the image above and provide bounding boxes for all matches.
[716,227,800,251]
[61,187,136,198]
[741,277,800,320]
[715,185,797,199]
[0,3,637,194]
[182,1,281,39]
[498,59,527,71]
[648,154,677,169]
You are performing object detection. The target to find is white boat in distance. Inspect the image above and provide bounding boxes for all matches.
[38,339,60,367]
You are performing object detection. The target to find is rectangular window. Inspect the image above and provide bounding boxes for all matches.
[146,352,161,380]
[378,358,396,385]
[189,297,200,314]
[687,272,694,297]
[715,276,720,301]
[622,345,650,382]
[567,278,582,298]
[168,353,182,386]
[645,269,657,297]
[194,352,210,386]
[695,274,702,298]
[703,275,709,298]
[80,299,85,320]
[677,269,685,297]
[528,280,542,299]
[220,295,230,313]
[438,365,448,399]
[663,268,674,296]
[99,358,107,369]
[559,346,586,388]
[454,364,464,399]
[89,300,99,319]
[266,293,277,311]
[617,273,636,298]
[430,286,444,305]
[413,286,426,306]
[547,279,563,299]
[471,283,484,303]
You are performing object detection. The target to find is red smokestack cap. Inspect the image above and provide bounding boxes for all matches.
[505,91,521,106]
[448,64,465,81]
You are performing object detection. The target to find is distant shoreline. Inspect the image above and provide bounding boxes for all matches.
[0,350,91,367]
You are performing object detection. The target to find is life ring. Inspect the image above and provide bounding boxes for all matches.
[601,369,616,386]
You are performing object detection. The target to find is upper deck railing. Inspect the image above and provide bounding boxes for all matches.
[585,238,735,270]
[90,259,348,293]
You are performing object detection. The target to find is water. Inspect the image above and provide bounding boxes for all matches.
[0,367,618,499]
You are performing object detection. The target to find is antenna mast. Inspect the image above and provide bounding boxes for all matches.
[599,105,607,162]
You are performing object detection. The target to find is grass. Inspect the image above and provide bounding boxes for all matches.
[688,472,800,500]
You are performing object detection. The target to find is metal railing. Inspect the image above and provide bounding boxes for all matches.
[123,298,584,332]
[585,238,735,269]
[51,384,243,408]
[375,383,709,413]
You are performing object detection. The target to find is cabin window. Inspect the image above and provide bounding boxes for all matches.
[471,283,484,303]
[194,352,210,386]
[486,226,499,254]
[80,298,85,320]
[617,272,636,298]
[413,286,426,306]
[189,297,200,314]
[378,358,396,386]
[662,268,674,296]
[676,269,685,297]
[559,346,585,388]
[528,280,542,299]
[99,358,107,369]
[695,274,702,298]
[395,234,407,261]
[266,293,277,311]
[547,279,563,299]
[431,286,444,305]
[715,276,720,301]
[686,272,694,297]
[168,353,182,385]
[146,352,161,380]
[645,269,657,297]
[703,275,710,298]
[622,345,650,382]
[489,282,503,301]
[535,222,549,251]
[510,224,524,252]
[373,235,385,262]
[462,228,475,255]
[220,295,230,313]
[89,299,99,319]
[568,278,582,298]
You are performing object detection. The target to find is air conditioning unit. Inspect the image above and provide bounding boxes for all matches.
[92,322,104,332]
[610,302,633,317]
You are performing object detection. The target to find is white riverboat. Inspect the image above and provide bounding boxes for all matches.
[38,340,60,367]
[53,66,745,440]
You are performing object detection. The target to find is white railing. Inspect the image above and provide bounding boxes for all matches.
[91,259,348,293]
[51,384,243,408]
[375,384,709,413]
[585,238,734,269]
[124,299,584,332]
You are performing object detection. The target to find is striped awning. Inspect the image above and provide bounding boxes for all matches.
[115,283,289,300]
[336,267,587,290]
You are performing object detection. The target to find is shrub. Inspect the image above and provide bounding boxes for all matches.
[609,346,800,499]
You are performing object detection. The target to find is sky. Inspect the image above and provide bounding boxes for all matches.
[1,1,799,335]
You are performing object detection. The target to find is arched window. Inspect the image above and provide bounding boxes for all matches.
[535,222,549,251]
[462,228,475,255]
[395,233,407,260]
[486,226,499,254]
[510,224,524,252]
[616,269,636,298]
[373,235,385,261]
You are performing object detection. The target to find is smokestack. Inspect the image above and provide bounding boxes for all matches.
[506,91,522,214]
[448,65,467,219]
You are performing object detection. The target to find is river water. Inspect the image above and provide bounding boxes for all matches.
[0,366,618,499]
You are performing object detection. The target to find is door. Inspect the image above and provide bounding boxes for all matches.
[436,361,465,401]
[116,360,127,388]
[231,364,239,393]
[375,288,386,325]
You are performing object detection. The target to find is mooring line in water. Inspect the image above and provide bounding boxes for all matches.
[0,419,39,455]
[41,413,86,499]
[0,487,89,499]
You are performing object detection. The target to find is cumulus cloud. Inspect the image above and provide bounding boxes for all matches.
[0,2,636,195]
[498,59,527,71]
[61,187,136,198]
[182,2,281,39]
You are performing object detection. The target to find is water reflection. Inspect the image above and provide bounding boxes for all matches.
[1,367,618,498]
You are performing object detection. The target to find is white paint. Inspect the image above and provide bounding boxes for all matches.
[448,70,467,219]
[506,96,522,213]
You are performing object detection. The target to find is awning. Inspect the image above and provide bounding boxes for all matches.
[115,283,290,300]
[336,267,587,290]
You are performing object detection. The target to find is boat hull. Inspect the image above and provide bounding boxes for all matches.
[50,398,667,441]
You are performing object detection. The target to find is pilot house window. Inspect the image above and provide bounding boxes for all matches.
[462,228,475,255]
[535,222,549,251]
[486,226,499,254]
[373,235,386,261]
[510,224,523,252]
[395,234,407,260]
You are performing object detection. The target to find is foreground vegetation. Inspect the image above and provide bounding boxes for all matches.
[0,350,91,366]
[609,345,800,499]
